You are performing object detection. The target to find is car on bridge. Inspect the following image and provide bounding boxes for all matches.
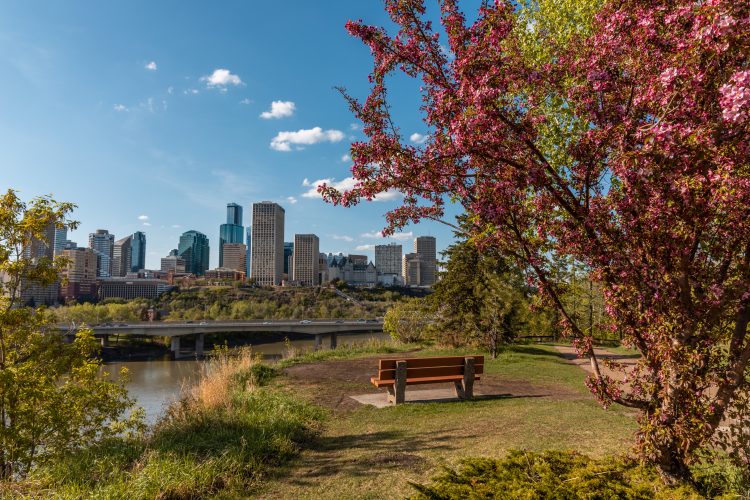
[299,320,312,324]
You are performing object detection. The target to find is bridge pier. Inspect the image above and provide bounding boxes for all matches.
[100,335,110,348]
[170,336,181,359]
[330,332,337,349]
[195,334,205,357]
[314,334,322,351]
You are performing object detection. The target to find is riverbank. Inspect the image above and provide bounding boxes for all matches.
[12,342,746,498]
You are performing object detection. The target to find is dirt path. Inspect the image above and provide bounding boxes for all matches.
[553,345,640,382]
[280,353,584,414]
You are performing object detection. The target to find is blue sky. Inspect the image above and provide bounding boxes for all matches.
[0,1,471,269]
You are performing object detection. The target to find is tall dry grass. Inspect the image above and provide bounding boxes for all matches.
[167,347,258,420]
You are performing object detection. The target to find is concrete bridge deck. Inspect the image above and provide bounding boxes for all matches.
[56,319,384,358]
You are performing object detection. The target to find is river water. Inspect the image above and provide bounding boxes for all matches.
[107,332,390,424]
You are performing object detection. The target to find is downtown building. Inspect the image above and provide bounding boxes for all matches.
[112,235,132,277]
[219,202,244,268]
[98,278,173,300]
[328,254,377,286]
[89,229,115,278]
[250,202,285,286]
[403,236,437,287]
[292,234,319,286]
[375,243,403,286]
[59,247,98,302]
[19,222,60,306]
[160,250,186,273]
[178,230,210,276]
[221,243,247,275]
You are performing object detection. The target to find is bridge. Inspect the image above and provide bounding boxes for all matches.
[56,319,384,358]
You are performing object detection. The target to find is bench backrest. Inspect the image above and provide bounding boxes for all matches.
[377,355,484,381]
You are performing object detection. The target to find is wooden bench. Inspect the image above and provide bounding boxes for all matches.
[370,356,484,404]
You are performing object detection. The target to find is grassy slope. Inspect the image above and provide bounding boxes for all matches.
[261,343,638,499]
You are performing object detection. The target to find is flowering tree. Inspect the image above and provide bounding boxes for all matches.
[323,0,750,482]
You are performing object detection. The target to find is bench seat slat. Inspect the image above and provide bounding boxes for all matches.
[379,355,484,370]
[370,374,481,388]
[378,364,484,380]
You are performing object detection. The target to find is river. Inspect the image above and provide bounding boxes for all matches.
[106,332,390,424]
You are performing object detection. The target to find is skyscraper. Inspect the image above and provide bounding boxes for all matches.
[221,243,247,274]
[250,202,285,286]
[375,243,402,275]
[60,247,98,301]
[178,230,210,275]
[89,229,114,278]
[414,236,437,286]
[219,202,244,267]
[292,234,319,286]
[20,222,59,305]
[131,231,146,272]
[112,235,132,277]
[53,226,68,257]
[245,226,252,278]
[402,252,422,286]
[227,203,243,225]
[283,242,294,275]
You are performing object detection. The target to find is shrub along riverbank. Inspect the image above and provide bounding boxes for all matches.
[8,341,749,498]
[12,348,323,499]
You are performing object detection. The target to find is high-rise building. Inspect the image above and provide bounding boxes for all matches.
[89,229,114,278]
[222,243,247,274]
[250,202,285,286]
[414,236,437,286]
[245,226,252,278]
[283,242,294,275]
[53,227,68,257]
[112,235,132,277]
[178,230,210,275]
[375,243,402,275]
[402,252,422,286]
[219,202,244,268]
[226,203,243,226]
[131,231,146,272]
[292,234,319,286]
[20,222,59,306]
[60,247,98,302]
[160,254,186,273]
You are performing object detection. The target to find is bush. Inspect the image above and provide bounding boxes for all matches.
[24,350,324,498]
[409,451,702,499]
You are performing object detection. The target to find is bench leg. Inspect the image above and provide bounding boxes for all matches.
[394,360,407,404]
[463,357,476,400]
[454,381,465,399]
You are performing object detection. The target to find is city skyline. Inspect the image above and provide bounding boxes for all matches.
[0,1,462,270]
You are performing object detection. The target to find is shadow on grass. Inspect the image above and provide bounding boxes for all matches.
[283,429,467,482]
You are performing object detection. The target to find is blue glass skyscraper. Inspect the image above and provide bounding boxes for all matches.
[131,231,146,272]
[219,202,244,268]
[178,230,210,275]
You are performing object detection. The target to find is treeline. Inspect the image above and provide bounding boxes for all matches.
[385,237,612,357]
[53,286,406,324]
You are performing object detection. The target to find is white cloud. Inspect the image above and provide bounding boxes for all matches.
[171,224,182,229]
[350,123,360,131]
[361,230,413,240]
[286,196,298,205]
[410,132,428,144]
[331,234,354,242]
[138,215,149,221]
[113,104,128,112]
[145,61,157,71]
[356,244,375,251]
[301,177,401,202]
[184,88,199,95]
[341,154,351,162]
[142,222,152,227]
[240,98,252,105]
[271,127,344,152]
[201,68,243,88]
[167,86,174,94]
[301,177,356,198]
[260,100,296,119]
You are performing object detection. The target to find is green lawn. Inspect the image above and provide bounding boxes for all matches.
[260,343,639,499]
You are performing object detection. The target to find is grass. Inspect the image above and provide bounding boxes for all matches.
[16,348,324,499]
[260,342,641,499]
[277,338,424,368]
